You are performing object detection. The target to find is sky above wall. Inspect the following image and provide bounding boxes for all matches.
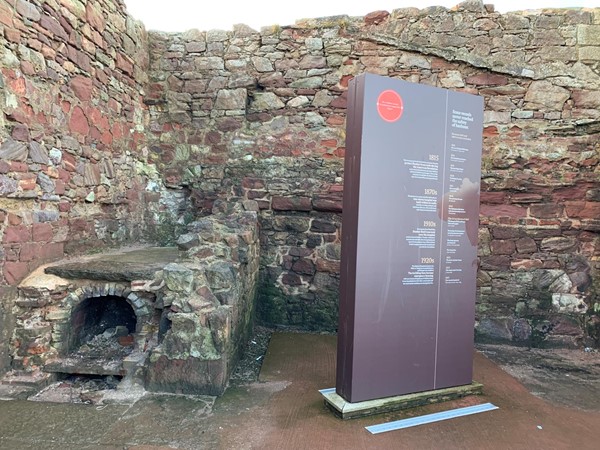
[124,0,593,32]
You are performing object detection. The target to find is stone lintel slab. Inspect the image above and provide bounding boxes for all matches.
[44,247,180,282]
[320,382,484,420]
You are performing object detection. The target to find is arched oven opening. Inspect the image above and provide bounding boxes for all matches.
[68,296,137,357]
[45,295,141,378]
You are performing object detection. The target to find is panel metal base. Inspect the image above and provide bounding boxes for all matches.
[320,382,484,420]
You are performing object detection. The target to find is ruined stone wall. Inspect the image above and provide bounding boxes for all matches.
[146,1,600,346]
[0,0,155,374]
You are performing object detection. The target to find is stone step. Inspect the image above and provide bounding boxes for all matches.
[0,370,54,389]
[0,383,35,400]
[0,370,55,400]
[44,357,125,377]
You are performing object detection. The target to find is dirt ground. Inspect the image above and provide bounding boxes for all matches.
[1,331,599,449]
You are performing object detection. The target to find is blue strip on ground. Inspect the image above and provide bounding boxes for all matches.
[319,388,336,394]
[366,403,499,434]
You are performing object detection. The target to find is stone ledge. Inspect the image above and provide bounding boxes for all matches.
[320,382,484,419]
[44,247,180,282]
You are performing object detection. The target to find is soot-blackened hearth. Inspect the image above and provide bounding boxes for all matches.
[69,296,137,358]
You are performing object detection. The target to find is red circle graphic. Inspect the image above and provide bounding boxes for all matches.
[377,90,404,123]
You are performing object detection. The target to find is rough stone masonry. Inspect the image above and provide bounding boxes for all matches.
[0,0,599,379]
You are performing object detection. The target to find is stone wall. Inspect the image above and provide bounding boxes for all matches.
[147,200,260,394]
[1,0,599,356]
[0,0,161,376]
[146,1,600,346]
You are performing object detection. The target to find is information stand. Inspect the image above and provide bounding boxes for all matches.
[336,73,484,403]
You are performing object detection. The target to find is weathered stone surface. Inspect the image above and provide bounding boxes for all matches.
[16,0,41,22]
[45,248,180,282]
[249,92,284,111]
[28,141,49,164]
[540,237,578,253]
[215,88,247,110]
[68,106,89,135]
[70,76,93,101]
[0,139,28,161]
[524,81,570,110]
[251,56,273,72]
[552,293,588,314]
[0,175,18,195]
[272,196,312,211]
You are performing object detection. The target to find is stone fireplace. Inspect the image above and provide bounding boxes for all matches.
[6,202,260,396]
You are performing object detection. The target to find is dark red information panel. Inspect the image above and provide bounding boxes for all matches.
[337,73,484,403]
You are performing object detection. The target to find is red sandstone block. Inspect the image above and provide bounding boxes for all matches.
[480,255,511,270]
[32,223,53,242]
[54,179,66,195]
[516,237,538,253]
[86,2,106,32]
[10,161,28,172]
[0,2,13,27]
[61,153,77,172]
[490,239,516,255]
[480,204,527,218]
[281,272,302,286]
[340,75,353,88]
[529,203,564,219]
[465,73,508,86]
[242,177,265,189]
[334,147,345,157]
[39,13,68,41]
[480,191,506,204]
[565,201,600,219]
[315,258,340,273]
[18,178,36,191]
[39,242,64,261]
[330,92,348,109]
[3,245,19,262]
[247,190,266,200]
[4,261,29,285]
[256,200,270,210]
[312,195,342,213]
[483,126,499,137]
[118,335,134,347]
[69,106,90,135]
[292,258,316,276]
[7,75,25,96]
[5,28,21,43]
[19,243,36,262]
[58,202,71,212]
[320,139,337,148]
[70,75,93,101]
[272,196,312,212]
[326,115,345,126]
[510,193,544,203]
[364,10,390,25]
[116,53,134,76]
[8,213,22,225]
[3,225,32,244]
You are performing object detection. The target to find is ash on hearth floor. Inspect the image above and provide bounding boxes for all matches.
[17,326,274,407]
